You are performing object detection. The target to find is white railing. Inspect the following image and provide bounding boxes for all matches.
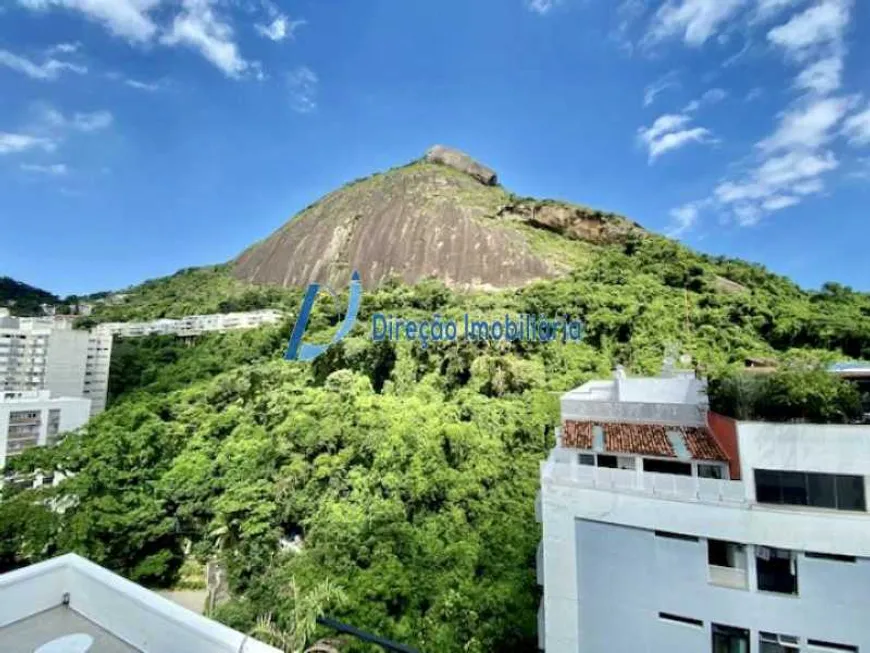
[541,452,746,505]
[709,564,748,589]
[560,399,706,426]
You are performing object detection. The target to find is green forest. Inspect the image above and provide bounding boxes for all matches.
[2,234,869,652]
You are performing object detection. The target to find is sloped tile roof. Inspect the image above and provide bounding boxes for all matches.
[562,420,727,462]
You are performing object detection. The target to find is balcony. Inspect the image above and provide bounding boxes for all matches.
[541,449,746,504]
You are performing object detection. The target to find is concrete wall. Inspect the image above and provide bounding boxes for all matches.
[573,520,870,653]
[44,329,89,398]
[737,422,870,502]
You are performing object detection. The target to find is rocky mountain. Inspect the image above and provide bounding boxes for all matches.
[232,146,642,290]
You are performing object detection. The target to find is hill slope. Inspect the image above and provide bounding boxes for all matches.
[0,276,59,316]
[232,147,639,290]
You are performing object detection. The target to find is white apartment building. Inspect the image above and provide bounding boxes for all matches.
[0,554,279,652]
[0,390,90,468]
[538,368,870,653]
[0,315,112,417]
[96,309,284,338]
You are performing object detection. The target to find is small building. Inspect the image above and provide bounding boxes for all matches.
[538,367,870,653]
[0,553,279,652]
[0,390,90,468]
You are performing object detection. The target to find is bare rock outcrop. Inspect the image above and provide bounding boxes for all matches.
[424,145,498,186]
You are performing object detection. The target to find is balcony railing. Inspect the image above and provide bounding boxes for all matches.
[560,399,706,426]
[541,450,746,505]
[709,564,748,590]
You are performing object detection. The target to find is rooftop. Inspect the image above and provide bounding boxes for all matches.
[0,554,279,653]
[561,421,727,462]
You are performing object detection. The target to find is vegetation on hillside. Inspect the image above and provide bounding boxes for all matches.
[0,276,59,316]
[2,233,869,652]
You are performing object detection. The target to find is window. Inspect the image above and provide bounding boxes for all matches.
[756,547,798,595]
[578,453,595,466]
[713,624,749,653]
[659,612,702,627]
[643,458,692,476]
[807,640,859,652]
[760,632,800,653]
[654,530,698,542]
[805,552,856,563]
[699,463,725,479]
[597,454,618,469]
[708,539,748,589]
[754,470,866,512]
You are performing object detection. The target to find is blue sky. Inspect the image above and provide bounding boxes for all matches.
[1,0,869,296]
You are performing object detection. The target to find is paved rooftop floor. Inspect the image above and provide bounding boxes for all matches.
[0,605,140,652]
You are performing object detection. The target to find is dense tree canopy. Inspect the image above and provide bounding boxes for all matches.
[2,233,868,652]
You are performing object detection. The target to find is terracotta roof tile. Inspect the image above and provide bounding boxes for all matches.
[562,420,727,462]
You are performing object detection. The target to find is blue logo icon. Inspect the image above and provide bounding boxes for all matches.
[284,271,363,362]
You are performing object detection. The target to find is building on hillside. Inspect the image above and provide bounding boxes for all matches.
[0,553,280,652]
[0,316,111,417]
[0,390,90,468]
[537,367,870,653]
[830,361,870,421]
[96,309,284,338]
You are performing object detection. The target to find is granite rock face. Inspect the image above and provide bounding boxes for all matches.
[232,148,642,290]
[423,145,498,186]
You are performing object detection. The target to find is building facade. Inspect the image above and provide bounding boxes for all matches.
[538,368,870,653]
[96,309,284,338]
[0,390,91,468]
[0,315,111,417]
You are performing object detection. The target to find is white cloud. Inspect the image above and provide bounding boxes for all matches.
[761,194,800,210]
[638,113,713,162]
[754,0,805,20]
[795,56,843,94]
[20,162,68,175]
[17,0,161,42]
[702,87,728,103]
[767,0,851,61]
[0,49,87,80]
[759,95,853,152]
[0,132,56,155]
[73,111,113,132]
[124,78,160,91]
[288,66,318,113]
[746,87,764,102]
[527,0,558,15]
[668,201,702,236]
[646,0,747,46]
[643,71,679,107]
[161,0,250,78]
[47,42,82,55]
[843,105,870,146]
[255,15,305,41]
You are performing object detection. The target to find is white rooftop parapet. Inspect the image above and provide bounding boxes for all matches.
[0,554,280,653]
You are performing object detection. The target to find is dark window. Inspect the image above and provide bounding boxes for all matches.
[699,463,725,479]
[757,548,798,595]
[578,453,595,466]
[713,624,750,653]
[807,473,837,509]
[754,470,866,512]
[644,458,692,476]
[836,476,866,511]
[659,612,702,627]
[654,530,699,542]
[597,454,618,468]
[807,640,858,652]
[805,552,856,563]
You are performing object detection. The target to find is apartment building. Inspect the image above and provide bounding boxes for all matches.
[96,309,284,338]
[538,367,870,653]
[0,315,111,417]
[0,390,90,468]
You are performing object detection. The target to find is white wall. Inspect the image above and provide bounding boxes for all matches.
[738,422,870,500]
[0,396,90,468]
[572,520,870,653]
[44,329,89,398]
